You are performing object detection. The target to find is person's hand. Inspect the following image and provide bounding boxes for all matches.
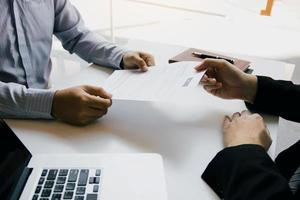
[195,59,258,103]
[223,110,272,151]
[122,51,155,72]
[51,85,112,126]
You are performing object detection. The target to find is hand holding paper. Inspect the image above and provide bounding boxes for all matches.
[103,61,206,102]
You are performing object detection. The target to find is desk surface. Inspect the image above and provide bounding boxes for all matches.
[6,39,294,200]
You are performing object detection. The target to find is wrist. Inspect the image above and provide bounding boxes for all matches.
[242,74,257,103]
[51,90,60,119]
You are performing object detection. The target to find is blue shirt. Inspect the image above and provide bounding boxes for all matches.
[0,0,126,119]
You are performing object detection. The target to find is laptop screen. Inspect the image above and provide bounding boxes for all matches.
[0,119,32,200]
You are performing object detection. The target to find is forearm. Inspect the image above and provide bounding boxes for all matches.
[54,0,127,69]
[62,30,126,69]
[0,82,55,119]
[246,76,300,123]
[202,145,294,200]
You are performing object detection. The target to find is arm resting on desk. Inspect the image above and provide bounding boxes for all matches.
[202,144,294,200]
[0,81,55,119]
[246,76,300,123]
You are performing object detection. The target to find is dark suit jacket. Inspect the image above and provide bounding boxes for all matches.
[202,76,300,200]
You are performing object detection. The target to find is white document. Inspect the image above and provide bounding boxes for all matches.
[103,61,205,101]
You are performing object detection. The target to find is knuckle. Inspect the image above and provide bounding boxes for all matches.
[220,59,227,65]
[253,113,263,120]
[233,112,241,117]
[129,54,135,60]
[78,95,88,104]
[105,102,111,109]
[107,100,112,107]
[220,60,227,67]
[81,85,89,90]
[98,87,104,93]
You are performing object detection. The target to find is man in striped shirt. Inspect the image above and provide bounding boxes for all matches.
[0,0,155,125]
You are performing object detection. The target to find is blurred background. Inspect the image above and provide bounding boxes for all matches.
[61,0,300,61]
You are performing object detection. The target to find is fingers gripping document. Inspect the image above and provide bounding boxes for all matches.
[103,61,206,101]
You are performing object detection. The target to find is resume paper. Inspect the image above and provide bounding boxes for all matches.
[103,61,205,101]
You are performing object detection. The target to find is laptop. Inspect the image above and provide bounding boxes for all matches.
[0,119,168,200]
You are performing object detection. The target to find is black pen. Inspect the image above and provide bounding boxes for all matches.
[192,52,235,64]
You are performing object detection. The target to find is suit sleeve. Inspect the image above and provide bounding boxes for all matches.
[246,76,300,123]
[202,144,294,200]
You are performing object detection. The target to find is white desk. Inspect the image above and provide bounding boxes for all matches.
[6,39,294,200]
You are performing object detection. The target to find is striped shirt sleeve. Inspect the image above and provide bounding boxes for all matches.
[0,81,56,119]
[54,0,128,70]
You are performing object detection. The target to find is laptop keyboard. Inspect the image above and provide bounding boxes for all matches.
[32,168,101,200]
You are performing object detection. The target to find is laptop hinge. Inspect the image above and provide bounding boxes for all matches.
[10,167,33,200]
